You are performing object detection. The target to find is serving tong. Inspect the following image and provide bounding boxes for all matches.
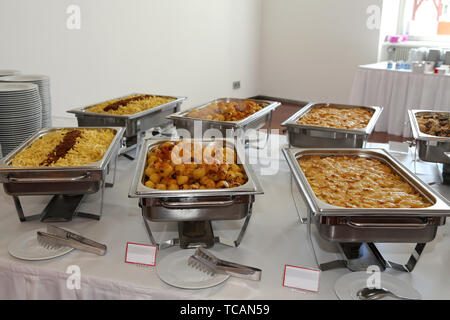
[37,225,107,256]
[188,247,262,281]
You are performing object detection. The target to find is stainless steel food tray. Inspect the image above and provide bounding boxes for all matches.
[167,98,281,139]
[283,147,450,243]
[409,109,450,164]
[0,127,125,196]
[67,93,186,142]
[281,103,383,148]
[129,138,264,222]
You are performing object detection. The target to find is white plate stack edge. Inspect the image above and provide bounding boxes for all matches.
[0,74,52,128]
[0,83,42,157]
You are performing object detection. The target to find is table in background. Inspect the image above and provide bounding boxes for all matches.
[0,134,450,299]
[350,62,450,137]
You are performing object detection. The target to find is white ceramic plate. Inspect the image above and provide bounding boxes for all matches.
[0,83,38,92]
[8,228,75,261]
[0,75,49,82]
[156,249,230,290]
[0,70,20,76]
[334,271,421,300]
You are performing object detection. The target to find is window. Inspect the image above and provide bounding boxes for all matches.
[400,0,450,40]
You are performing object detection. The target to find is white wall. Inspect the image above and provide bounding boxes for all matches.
[259,0,382,104]
[0,0,385,118]
[0,0,262,118]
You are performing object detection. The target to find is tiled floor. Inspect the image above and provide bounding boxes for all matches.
[263,102,410,143]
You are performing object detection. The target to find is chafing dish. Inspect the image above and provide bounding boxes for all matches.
[284,147,450,272]
[129,138,263,249]
[281,103,383,148]
[409,109,450,164]
[0,127,125,222]
[0,127,124,195]
[167,98,281,145]
[283,147,450,243]
[67,94,186,151]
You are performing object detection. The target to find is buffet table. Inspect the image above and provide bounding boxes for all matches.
[1,133,450,300]
[349,62,450,137]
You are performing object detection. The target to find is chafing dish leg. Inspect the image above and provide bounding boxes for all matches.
[246,111,273,150]
[142,213,158,246]
[119,136,138,161]
[290,174,309,224]
[141,210,181,250]
[12,196,40,222]
[210,212,254,248]
[141,213,179,249]
[213,236,235,247]
[233,210,253,247]
[385,243,426,272]
[338,243,387,272]
[105,155,117,188]
[76,178,105,220]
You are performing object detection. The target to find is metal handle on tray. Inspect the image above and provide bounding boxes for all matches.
[347,219,429,229]
[8,173,91,183]
[160,199,235,209]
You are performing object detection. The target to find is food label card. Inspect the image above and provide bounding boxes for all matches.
[283,265,320,292]
[125,242,158,267]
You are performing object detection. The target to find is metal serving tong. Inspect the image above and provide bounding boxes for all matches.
[37,225,107,256]
[188,247,262,281]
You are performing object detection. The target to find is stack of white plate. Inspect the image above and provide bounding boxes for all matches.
[0,74,52,127]
[0,70,20,77]
[0,83,42,156]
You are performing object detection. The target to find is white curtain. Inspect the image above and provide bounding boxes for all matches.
[350,68,450,137]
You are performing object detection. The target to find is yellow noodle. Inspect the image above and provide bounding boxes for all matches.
[86,95,175,115]
[11,128,115,167]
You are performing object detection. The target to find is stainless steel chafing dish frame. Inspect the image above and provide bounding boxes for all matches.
[0,126,125,222]
[408,109,450,164]
[166,98,281,149]
[281,102,383,148]
[67,93,187,157]
[283,147,450,272]
[129,137,264,249]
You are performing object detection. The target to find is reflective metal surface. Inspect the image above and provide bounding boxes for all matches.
[409,109,450,164]
[0,127,125,196]
[281,103,383,148]
[67,93,186,139]
[167,98,281,137]
[129,138,263,222]
[283,147,450,243]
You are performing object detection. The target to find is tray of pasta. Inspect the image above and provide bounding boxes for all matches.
[167,98,281,140]
[283,147,450,243]
[281,103,383,148]
[0,127,125,195]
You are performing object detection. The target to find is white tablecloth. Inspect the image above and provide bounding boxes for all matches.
[350,63,450,137]
[1,134,450,300]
